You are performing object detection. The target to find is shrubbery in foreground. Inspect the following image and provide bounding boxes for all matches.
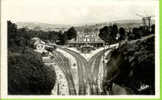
[8,21,56,94]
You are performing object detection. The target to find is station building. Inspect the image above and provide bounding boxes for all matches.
[67,32,105,48]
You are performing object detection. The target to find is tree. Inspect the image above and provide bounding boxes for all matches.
[111,24,119,43]
[151,24,155,34]
[132,28,141,39]
[63,32,68,44]
[118,27,126,41]
[112,24,118,34]
[8,21,57,94]
[64,27,77,40]
[99,26,109,42]
[8,50,56,94]
[8,21,31,49]
[8,21,18,47]
[8,21,17,34]
[56,32,66,45]
[104,36,155,95]
[99,25,118,45]
[48,31,59,42]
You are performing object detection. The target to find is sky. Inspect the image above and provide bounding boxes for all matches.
[2,0,158,25]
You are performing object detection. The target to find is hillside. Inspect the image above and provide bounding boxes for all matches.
[75,19,155,32]
[105,34,155,94]
[16,22,71,32]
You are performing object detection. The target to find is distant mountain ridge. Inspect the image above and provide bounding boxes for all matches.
[16,19,155,32]
[16,22,71,32]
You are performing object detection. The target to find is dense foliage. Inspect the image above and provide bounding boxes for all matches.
[99,24,119,44]
[104,35,155,95]
[8,50,56,94]
[99,24,155,44]
[8,21,56,94]
[64,27,77,40]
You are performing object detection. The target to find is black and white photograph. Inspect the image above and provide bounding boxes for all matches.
[0,0,160,98]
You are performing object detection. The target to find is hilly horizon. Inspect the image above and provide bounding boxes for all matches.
[16,19,155,32]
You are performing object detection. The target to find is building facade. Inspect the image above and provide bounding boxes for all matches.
[68,31,104,48]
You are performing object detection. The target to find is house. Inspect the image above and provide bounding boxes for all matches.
[67,32,104,48]
[31,37,56,53]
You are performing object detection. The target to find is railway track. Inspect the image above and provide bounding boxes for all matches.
[58,47,88,95]
[51,50,76,95]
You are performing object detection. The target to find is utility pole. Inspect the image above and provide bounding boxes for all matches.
[136,13,154,32]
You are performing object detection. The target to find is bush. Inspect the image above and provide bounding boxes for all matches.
[8,48,56,95]
[7,21,57,95]
[105,36,155,95]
